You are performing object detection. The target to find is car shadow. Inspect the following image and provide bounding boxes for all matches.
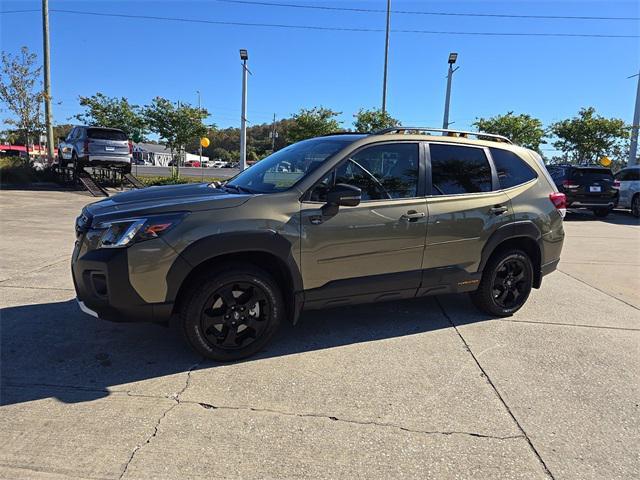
[564,209,639,226]
[0,295,491,406]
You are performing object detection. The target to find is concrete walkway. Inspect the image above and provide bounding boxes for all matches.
[1,190,638,479]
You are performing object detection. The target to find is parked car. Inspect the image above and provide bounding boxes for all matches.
[547,165,617,217]
[210,160,226,168]
[73,127,565,361]
[184,160,201,168]
[58,126,132,172]
[614,165,640,217]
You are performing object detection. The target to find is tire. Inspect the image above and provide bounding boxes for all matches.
[71,152,79,172]
[470,249,533,317]
[593,208,610,218]
[632,195,640,218]
[179,263,284,361]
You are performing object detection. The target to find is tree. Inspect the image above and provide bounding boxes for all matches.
[550,107,629,165]
[75,93,146,141]
[473,112,545,151]
[353,108,399,133]
[0,47,44,154]
[288,107,341,142]
[143,97,208,176]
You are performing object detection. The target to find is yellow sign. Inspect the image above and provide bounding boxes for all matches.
[599,156,611,167]
[200,137,210,148]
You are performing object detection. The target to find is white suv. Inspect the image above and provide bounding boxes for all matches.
[614,165,640,217]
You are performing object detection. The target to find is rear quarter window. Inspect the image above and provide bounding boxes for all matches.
[87,129,128,141]
[489,148,537,189]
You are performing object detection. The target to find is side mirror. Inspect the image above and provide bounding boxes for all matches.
[322,183,361,216]
[327,183,361,207]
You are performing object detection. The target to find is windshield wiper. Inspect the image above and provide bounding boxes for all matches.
[223,184,256,194]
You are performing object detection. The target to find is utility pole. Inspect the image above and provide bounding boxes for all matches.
[41,0,55,163]
[271,113,277,152]
[197,90,202,164]
[442,52,459,129]
[381,0,391,114]
[239,49,249,171]
[629,72,640,167]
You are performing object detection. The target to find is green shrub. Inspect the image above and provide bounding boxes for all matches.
[139,175,224,187]
[0,156,58,185]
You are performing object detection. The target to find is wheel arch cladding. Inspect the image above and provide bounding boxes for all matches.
[166,231,303,322]
[479,221,543,288]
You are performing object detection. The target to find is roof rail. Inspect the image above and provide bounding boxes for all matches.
[373,127,513,144]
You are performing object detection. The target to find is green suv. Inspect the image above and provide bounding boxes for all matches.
[72,128,565,361]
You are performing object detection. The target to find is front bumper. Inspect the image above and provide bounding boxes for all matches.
[72,244,173,323]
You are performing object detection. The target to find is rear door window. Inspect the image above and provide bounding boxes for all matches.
[87,128,128,141]
[429,144,492,195]
[490,148,537,189]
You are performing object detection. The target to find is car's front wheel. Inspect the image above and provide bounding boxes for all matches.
[632,195,640,218]
[179,264,284,361]
[470,249,533,317]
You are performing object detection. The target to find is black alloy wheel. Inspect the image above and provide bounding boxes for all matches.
[470,249,533,317]
[491,257,530,310]
[200,281,271,350]
[180,264,284,361]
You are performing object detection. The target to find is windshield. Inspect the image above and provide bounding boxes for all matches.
[226,138,353,193]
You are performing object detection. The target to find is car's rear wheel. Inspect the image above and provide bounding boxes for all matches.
[632,195,640,218]
[179,264,284,361]
[470,249,533,317]
[593,207,610,218]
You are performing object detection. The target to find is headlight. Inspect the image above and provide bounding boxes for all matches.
[94,213,187,248]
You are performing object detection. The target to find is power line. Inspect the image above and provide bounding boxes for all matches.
[215,0,640,21]
[1,9,637,39]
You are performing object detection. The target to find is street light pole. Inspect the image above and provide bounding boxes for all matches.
[381,0,391,114]
[41,0,55,163]
[239,49,249,172]
[442,52,459,130]
[629,72,640,167]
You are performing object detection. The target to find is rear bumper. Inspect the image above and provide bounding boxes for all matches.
[82,155,131,165]
[72,246,173,323]
[567,200,615,208]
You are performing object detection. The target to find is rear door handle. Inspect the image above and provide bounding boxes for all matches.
[489,205,508,215]
[401,210,426,221]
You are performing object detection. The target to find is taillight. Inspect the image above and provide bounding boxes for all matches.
[562,179,578,189]
[613,180,620,189]
[128,140,133,154]
[83,139,89,154]
[549,192,567,218]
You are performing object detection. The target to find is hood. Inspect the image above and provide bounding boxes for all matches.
[84,183,251,221]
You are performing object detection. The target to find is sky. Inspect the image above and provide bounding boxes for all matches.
[1,0,638,155]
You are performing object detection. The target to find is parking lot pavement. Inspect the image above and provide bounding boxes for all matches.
[1,190,638,479]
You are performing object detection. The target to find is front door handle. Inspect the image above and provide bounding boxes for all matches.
[401,210,426,222]
[489,205,508,215]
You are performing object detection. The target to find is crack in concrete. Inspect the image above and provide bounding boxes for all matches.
[498,318,640,332]
[435,298,556,480]
[4,379,524,444]
[0,257,71,284]
[558,269,639,311]
[118,359,204,480]
[0,284,75,291]
[194,401,524,441]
